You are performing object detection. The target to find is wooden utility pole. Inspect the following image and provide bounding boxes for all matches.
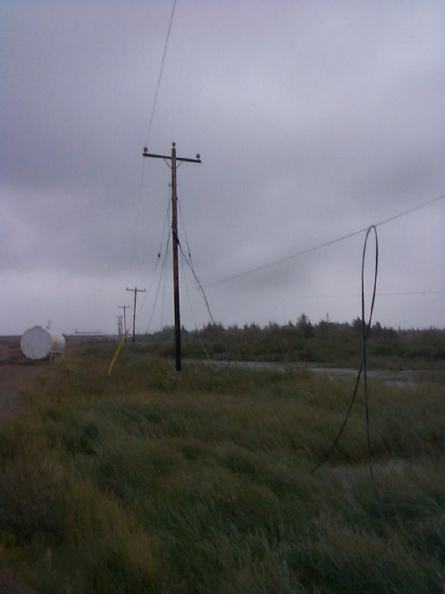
[143,142,201,372]
[118,305,131,343]
[125,287,146,343]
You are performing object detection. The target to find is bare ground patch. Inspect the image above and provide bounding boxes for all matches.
[0,345,44,424]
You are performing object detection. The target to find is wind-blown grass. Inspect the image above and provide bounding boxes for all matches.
[0,347,444,592]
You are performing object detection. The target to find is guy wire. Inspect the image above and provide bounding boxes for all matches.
[146,232,171,333]
[137,200,172,319]
[180,244,215,325]
[178,196,216,324]
[181,252,214,361]
[160,239,170,329]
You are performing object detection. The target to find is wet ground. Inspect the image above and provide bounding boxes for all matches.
[196,359,445,385]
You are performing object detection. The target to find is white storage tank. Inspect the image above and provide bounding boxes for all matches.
[20,326,65,360]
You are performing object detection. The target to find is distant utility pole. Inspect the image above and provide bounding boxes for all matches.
[117,315,123,337]
[118,305,131,343]
[126,287,146,343]
[143,142,201,372]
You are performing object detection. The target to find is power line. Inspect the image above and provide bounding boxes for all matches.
[378,290,445,297]
[144,0,178,148]
[205,192,445,288]
[129,0,178,283]
[235,290,445,300]
[136,199,172,320]
[146,232,171,333]
[126,286,146,343]
[374,192,445,229]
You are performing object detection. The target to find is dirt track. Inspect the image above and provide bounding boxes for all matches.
[0,335,110,424]
[0,345,43,424]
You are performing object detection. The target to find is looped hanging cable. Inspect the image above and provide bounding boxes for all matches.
[311,225,379,496]
[362,225,379,339]
[361,225,379,495]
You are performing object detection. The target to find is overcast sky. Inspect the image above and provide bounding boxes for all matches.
[1,0,444,337]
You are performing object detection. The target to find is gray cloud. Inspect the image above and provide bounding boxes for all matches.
[1,0,444,335]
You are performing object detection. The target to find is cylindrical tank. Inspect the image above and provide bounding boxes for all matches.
[20,326,65,360]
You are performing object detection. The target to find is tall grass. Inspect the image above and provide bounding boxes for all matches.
[0,347,444,592]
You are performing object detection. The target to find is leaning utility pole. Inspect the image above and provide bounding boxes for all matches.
[118,305,131,343]
[143,142,201,372]
[125,287,146,343]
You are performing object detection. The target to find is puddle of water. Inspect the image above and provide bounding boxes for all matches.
[195,359,444,385]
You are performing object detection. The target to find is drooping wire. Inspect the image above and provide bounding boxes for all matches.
[146,232,171,333]
[136,200,171,319]
[160,241,170,329]
[177,195,216,324]
[176,196,215,357]
[129,161,150,280]
[361,226,379,494]
[179,244,215,326]
[178,198,194,263]
[311,225,379,496]
[180,251,214,361]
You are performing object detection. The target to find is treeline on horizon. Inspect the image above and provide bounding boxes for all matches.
[141,316,445,368]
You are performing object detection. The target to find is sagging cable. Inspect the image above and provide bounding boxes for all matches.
[311,225,379,496]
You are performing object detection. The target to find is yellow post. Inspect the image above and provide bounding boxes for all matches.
[108,331,128,377]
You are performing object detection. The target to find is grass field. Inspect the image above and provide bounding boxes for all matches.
[0,344,444,593]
